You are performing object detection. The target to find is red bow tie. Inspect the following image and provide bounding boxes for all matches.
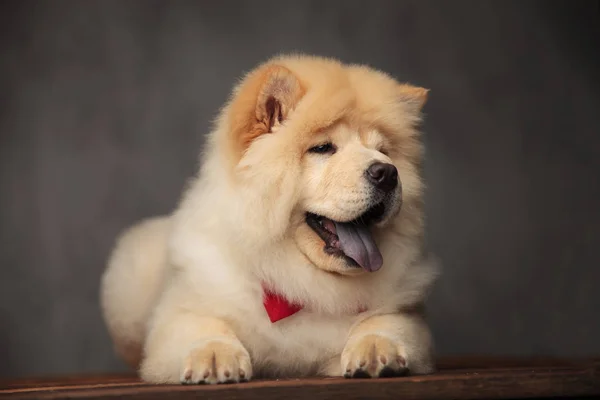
[262,287,302,323]
[262,286,368,323]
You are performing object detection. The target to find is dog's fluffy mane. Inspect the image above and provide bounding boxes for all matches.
[167,54,436,314]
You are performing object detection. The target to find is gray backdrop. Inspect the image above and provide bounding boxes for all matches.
[1,0,599,378]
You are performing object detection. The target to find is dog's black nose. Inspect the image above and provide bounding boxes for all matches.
[366,162,398,192]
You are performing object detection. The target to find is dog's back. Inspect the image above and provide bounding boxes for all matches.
[100,216,171,368]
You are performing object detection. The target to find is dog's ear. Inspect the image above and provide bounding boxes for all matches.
[255,66,303,134]
[397,84,429,114]
[227,64,304,161]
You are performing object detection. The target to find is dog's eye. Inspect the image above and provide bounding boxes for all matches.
[308,142,336,155]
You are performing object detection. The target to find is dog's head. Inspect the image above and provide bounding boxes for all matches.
[215,55,427,276]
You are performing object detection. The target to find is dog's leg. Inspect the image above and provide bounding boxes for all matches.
[340,312,434,378]
[140,312,252,384]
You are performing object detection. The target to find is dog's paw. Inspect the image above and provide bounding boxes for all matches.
[180,338,252,385]
[341,334,408,378]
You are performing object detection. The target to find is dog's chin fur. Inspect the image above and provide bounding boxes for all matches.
[100,54,439,384]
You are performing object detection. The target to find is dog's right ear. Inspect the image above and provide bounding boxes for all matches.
[255,66,304,134]
[227,64,304,161]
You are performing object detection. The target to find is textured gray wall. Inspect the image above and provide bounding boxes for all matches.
[1,0,599,378]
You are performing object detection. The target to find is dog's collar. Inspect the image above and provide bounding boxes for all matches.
[262,285,367,323]
[262,287,302,323]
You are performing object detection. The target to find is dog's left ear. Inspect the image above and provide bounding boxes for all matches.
[397,84,429,114]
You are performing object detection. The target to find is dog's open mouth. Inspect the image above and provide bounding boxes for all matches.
[305,202,386,272]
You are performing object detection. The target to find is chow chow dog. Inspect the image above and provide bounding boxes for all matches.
[100,54,438,384]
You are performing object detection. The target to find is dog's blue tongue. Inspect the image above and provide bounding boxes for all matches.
[334,222,383,272]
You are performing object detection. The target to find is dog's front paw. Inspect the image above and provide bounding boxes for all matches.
[341,334,408,378]
[180,338,252,385]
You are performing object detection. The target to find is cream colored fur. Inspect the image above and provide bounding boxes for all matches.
[100,54,438,384]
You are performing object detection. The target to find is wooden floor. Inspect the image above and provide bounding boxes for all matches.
[1,357,599,400]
